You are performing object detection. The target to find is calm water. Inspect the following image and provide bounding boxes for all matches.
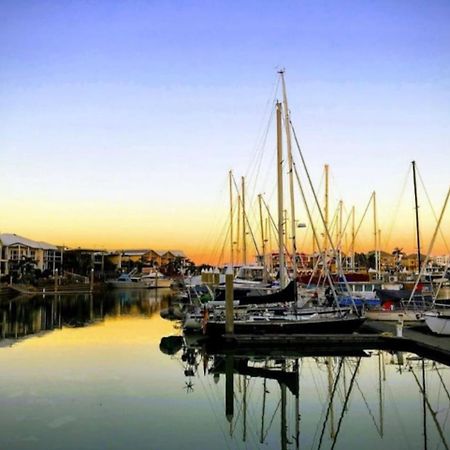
[0,290,449,450]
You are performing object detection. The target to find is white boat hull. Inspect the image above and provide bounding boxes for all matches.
[147,278,172,288]
[107,281,151,289]
[424,312,450,335]
[365,310,424,323]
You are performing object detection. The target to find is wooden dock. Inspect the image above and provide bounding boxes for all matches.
[8,284,94,296]
[203,321,450,366]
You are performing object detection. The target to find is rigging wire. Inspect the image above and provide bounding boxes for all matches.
[382,164,411,251]
[417,167,450,253]
[231,173,262,260]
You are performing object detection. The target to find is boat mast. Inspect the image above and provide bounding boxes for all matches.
[258,194,267,282]
[324,164,329,254]
[236,192,241,263]
[351,206,355,271]
[242,176,247,265]
[280,69,297,278]
[373,191,378,279]
[408,187,450,304]
[412,161,422,272]
[276,101,286,288]
[229,170,234,267]
[338,200,343,272]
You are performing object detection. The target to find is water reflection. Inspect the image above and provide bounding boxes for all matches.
[0,289,172,345]
[0,290,448,450]
[160,335,450,450]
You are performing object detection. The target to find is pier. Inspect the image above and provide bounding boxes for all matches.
[202,321,450,366]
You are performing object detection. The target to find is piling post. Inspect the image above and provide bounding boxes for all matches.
[225,266,234,334]
[90,268,94,292]
[216,267,221,285]
[54,268,58,292]
[396,319,403,337]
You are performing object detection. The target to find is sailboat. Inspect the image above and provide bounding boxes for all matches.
[365,161,442,323]
[202,75,364,336]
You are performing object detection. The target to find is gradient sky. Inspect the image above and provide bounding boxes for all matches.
[1,1,449,263]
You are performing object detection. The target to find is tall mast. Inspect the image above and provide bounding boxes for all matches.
[242,176,247,265]
[412,161,422,272]
[324,164,329,253]
[351,206,355,271]
[276,101,286,288]
[280,69,297,277]
[258,194,267,281]
[338,200,343,272]
[229,170,234,267]
[373,191,378,278]
[236,193,241,263]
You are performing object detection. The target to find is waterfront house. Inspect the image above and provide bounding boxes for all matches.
[0,233,63,277]
[108,249,187,270]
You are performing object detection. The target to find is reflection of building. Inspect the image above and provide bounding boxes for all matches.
[0,233,63,276]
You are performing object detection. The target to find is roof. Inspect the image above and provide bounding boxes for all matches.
[120,249,151,256]
[0,233,58,251]
[165,250,186,258]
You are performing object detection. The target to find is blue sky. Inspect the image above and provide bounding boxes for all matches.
[1,1,449,258]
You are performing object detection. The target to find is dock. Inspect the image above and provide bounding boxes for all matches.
[8,283,95,296]
[202,321,450,366]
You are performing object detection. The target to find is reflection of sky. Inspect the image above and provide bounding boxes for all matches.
[0,294,448,449]
[1,1,450,261]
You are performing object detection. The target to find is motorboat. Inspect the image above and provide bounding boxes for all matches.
[140,270,172,288]
[107,271,152,289]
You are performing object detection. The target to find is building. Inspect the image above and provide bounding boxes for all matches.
[108,249,187,269]
[0,233,63,276]
[63,248,108,277]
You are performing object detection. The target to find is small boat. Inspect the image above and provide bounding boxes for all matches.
[140,271,172,288]
[424,308,450,335]
[107,272,152,289]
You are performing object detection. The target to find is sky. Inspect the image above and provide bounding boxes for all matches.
[1,0,449,263]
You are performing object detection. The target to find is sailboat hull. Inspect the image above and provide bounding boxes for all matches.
[424,312,450,335]
[205,316,365,337]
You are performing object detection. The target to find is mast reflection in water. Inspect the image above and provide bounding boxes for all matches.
[161,334,450,450]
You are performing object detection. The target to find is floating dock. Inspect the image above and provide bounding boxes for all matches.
[203,321,450,365]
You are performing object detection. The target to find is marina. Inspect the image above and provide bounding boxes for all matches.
[1,2,450,449]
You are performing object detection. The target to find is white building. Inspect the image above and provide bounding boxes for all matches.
[432,255,450,267]
[0,233,63,276]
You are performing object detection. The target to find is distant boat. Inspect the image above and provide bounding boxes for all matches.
[107,272,152,289]
[140,271,172,288]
